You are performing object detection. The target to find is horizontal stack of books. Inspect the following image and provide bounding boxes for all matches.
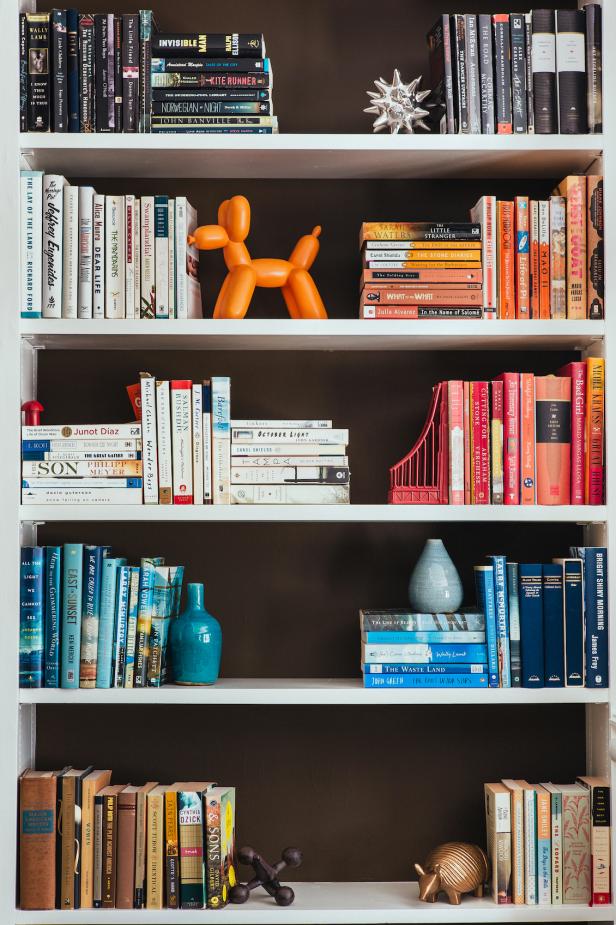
[361,610,488,688]
[359,221,483,320]
[475,548,608,690]
[20,545,184,690]
[230,422,350,504]
[19,769,235,910]
[428,7,602,135]
[21,423,143,505]
[20,171,202,320]
[484,776,609,905]
[471,176,604,320]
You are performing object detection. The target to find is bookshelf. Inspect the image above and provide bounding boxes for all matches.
[2,0,615,922]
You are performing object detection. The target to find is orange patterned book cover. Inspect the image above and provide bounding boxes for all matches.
[514,197,530,318]
[538,201,550,319]
[530,201,540,319]
[497,201,515,318]
[586,176,604,319]
[557,784,591,904]
[555,176,587,319]
[535,376,571,505]
[520,373,535,504]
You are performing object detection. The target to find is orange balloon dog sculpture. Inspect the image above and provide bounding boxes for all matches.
[187,195,328,319]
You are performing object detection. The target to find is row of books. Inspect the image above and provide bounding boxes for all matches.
[20,171,202,320]
[437,358,605,506]
[19,545,184,690]
[19,768,235,910]
[428,7,602,135]
[20,12,276,134]
[484,777,609,906]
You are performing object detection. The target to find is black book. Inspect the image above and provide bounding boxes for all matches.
[556,9,588,134]
[26,12,50,132]
[152,56,267,73]
[492,13,512,134]
[152,99,271,115]
[524,13,534,133]
[585,3,602,133]
[152,87,270,102]
[152,32,264,59]
[139,10,155,132]
[426,16,455,133]
[510,13,527,133]
[78,13,95,132]
[152,71,270,89]
[451,14,469,133]
[532,9,557,133]
[19,13,27,132]
[66,8,79,132]
[477,14,495,134]
[51,9,68,132]
[465,14,481,134]
[106,14,115,129]
[113,16,123,132]
[94,14,110,132]
[122,14,140,132]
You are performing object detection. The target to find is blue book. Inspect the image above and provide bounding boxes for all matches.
[554,558,584,687]
[363,663,488,675]
[20,547,45,688]
[488,555,511,687]
[506,562,522,687]
[362,630,485,644]
[542,564,565,686]
[362,642,488,663]
[44,546,62,687]
[22,440,57,452]
[112,566,132,687]
[79,545,104,689]
[134,558,163,688]
[66,9,79,132]
[518,563,544,687]
[473,565,499,687]
[363,673,489,688]
[95,558,126,689]
[571,546,608,688]
[123,567,141,688]
[60,543,83,688]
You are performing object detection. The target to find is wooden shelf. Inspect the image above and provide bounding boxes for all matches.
[19,133,603,180]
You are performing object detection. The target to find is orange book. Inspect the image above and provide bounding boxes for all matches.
[497,201,515,318]
[535,376,571,504]
[585,357,605,504]
[529,201,540,319]
[586,176,604,319]
[514,196,530,318]
[538,201,550,319]
[19,770,60,910]
[555,175,587,319]
[520,373,535,504]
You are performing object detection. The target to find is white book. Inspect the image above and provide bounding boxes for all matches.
[20,170,43,319]
[171,380,193,503]
[21,486,143,504]
[42,174,67,318]
[22,477,141,488]
[203,380,212,504]
[231,466,349,485]
[231,419,333,428]
[77,186,95,318]
[22,423,141,440]
[21,439,141,453]
[125,194,136,319]
[211,376,231,504]
[175,196,188,319]
[231,428,348,445]
[133,200,141,320]
[140,373,159,504]
[92,193,105,319]
[154,195,169,318]
[484,783,512,903]
[469,195,497,317]
[140,196,155,318]
[518,782,537,904]
[230,484,350,504]
[155,379,172,504]
[62,185,79,319]
[168,198,176,318]
[231,454,349,467]
[231,443,347,457]
[192,384,204,505]
[186,199,202,318]
[541,783,562,904]
[23,451,141,461]
[105,195,126,318]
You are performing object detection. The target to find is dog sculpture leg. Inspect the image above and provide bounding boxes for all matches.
[281,284,302,319]
[285,268,327,319]
[215,264,257,319]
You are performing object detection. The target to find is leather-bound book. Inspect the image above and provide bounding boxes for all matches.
[20,770,60,909]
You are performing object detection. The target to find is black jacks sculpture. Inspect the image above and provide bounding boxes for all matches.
[229,846,303,906]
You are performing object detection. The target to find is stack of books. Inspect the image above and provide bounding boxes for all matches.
[21,423,143,505]
[359,221,483,320]
[230,421,351,504]
[484,777,609,905]
[151,32,276,134]
[361,610,488,688]
[20,171,202,320]
[475,547,608,690]
[20,545,184,690]
[428,7,602,135]
[19,769,235,910]
[471,176,604,320]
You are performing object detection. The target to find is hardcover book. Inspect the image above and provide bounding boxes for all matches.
[534,375,571,504]
[556,784,591,903]
[81,769,112,908]
[555,10,588,134]
[576,776,611,905]
[484,783,512,903]
[501,780,524,903]
[570,546,608,688]
[60,543,83,689]
[177,783,215,908]
[518,563,544,687]
[541,563,565,686]
[555,175,587,320]
[44,545,62,687]
[587,176,604,319]
[532,9,557,133]
[20,546,44,688]
[553,558,584,687]
[116,785,139,908]
[19,770,59,910]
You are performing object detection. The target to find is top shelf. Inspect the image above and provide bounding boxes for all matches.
[19,134,603,180]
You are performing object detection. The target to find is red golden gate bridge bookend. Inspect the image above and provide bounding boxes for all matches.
[388,381,449,504]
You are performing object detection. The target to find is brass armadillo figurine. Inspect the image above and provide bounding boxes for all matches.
[414,842,488,905]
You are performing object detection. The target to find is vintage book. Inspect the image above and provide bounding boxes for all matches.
[26,13,50,131]
[192,383,204,505]
[536,786,552,904]
[506,562,521,686]
[427,16,455,133]
[177,782,215,908]
[203,381,213,503]
[555,784,591,903]
[570,546,608,688]
[95,557,126,688]
[100,784,125,908]
[20,546,44,689]
[44,545,62,687]
[171,379,193,503]
[538,200,550,319]
[121,14,139,131]
[134,782,158,908]
[61,184,78,318]
[534,375,571,504]
[125,195,136,319]
[469,196,496,316]
[81,769,112,908]
[168,199,176,317]
[510,14,527,133]
[557,361,586,504]
[519,373,535,504]
[514,197,530,318]
[140,196,156,317]
[212,376,231,504]
[576,776,611,905]
[79,545,104,688]
[542,563,565,686]
[94,14,110,131]
[587,176,604,319]
[493,14,512,133]
[484,783,512,903]
[146,785,167,909]
[78,13,94,132]
[524,14,534,133]
[92,193,105,318]
[532,9,557,133]
[140,372,159,503]
[553,558,584,687]
[105,195,125,318]
[93,791,103,906]
[19,769,60,909]
[165,789,180,908]
[153,32,264,57]
[469,381,490,503]
[477,13,495,133]
[60,543,82,689]
[66,9,79,132]
[205,786,236,908]
[77,186,95,318]
[549,195,566,318]
[51,9,68,131]
[518,563,544,687]
[497,201,515,319]
[154,195,169,318]
[20,170,43,319]
[488,555,510,686]
[19,14,27,131]
[447,380,464,505]
[155,379,172,504]
[501,780,524,903]
[116,785,138,908]
[473,565,499,687]
[585,357,605,504]
[529,200,539,318]
[494,373,519,504]
[556,175,587,319]
[139,10,155,132]
[60,767,93,909]
[464,14,481,133]
[585,5,602,134]
[556,10,588,134]
[491,379,504,504]
[541,783,563,902]
[134,558,162,688]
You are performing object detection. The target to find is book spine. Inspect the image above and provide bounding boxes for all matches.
[530,200,540,318]
[167,199,176,317]
[473,566,499,688]
[465,15,481,134]
[536,788,552,904]
[514,196,530,318]
[192,384,204,505]
[212,376,231,504]
[140,197,155,317]
[44,546,61,687]
[550,789,563,902]
[78,14,95,132]
[23,487,143,504]
[563,559,584,687]
[66,9,79,132]
[556,9,588,134]
[472,381,490,503]
[102,794,117,907]
[558,176,587,319]
[153,32,265,58]
[524,14,534,134]
[469,196,496,316]
[519,564,544,686]
[231,483,350,504]
[171,379,193,504]
[447,381,464,505]
[477,14,495,133]
[585,357,605,504]
[427,15,455,133]
[538,200,550,318]
[363,662,487,675]
[519,373,535,504]
[578,780,611,904]
[561,791,591,902]
[205,791,223,907]
[154,196,169,318]
[178,791,205,908]
[489,555,511,687]
[116,793,137,909]
[79,545,103,688]
[93,795,104,907]
[165,791,180,909]
[363,630,485,645]
[60,543,83,688]
[146,790,165,908]
[493,14,512,133]
[139,10,154,133]
[141,373,159,504]
[19,775,58,910]
[203,381,213,503]
[542,564,565,686]
[587,176,604,319]
[585,5,602,134]
[94,14,110,131]
[134,561,157,688]
[452,15,469,133]
[363,642,488,663]
[19,14,27,132]
[62,185,78,318]
[113,15,122,131]
[51,9,68,131]
[510,14,527,133]
[125,195,136,319]
[549,195,567,319]
[26,13,50,131]
[95,558,121,688]
[60,775,76,908]
[77,186,94,318]
[506,562,521,686]
[524,788,537,903]
[532,9,557,133]
[20,547,44,688]
[123,566,141,688]
[364,673,488,688]
[122,14,139,131]
[105,195,125,318]
[558,362,586,504]
[155,380,172,504]
[507,787,525,903]
[22,422,140,440]
[491,379,504,504]
[463,381,471,504]
[112,566,131,687]
[535,375,571,504]
[497,201,515,319]
[20,171,43,319]
[175,198,187,318]
[92,194,105,318]
[581,548,608,688]
[42,175,65,318]
[134,199,141,313]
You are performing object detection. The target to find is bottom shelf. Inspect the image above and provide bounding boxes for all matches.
[14,883,615,923]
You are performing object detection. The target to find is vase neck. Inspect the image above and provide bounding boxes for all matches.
[187,583,205,610]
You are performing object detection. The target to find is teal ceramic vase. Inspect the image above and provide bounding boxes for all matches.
[169,583,222,685]
[408,538,463,612]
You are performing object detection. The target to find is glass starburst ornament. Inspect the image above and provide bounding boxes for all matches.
[364,70,432,134]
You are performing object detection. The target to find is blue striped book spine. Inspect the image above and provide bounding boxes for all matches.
[363,663,488,675]
[572,546,608,688]
[362,630,485,644]
[123,567,141,688]
[95,558,126,689]
[362,642,488,663]
[519,563,544,687]
[60,543,83,688]
[79,545,103,689]
[474,565,499,687]
[44,546,62,687]
[112,565,131,687]
[20,547,45,688]
[363,673,488,688]
[489,555,511,687]
[507,562,522,686]
[542,564,564,686]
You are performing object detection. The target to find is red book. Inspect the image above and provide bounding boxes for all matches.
[463,381,471,504]
[447,380,464,505]
[520,373,536,504]
[470,381,490,504]
[585,358,605,504]
[514,196,530,318]
[497,201,515,319]
[557,362,586,504]
[538,202,551,319]
[495,372,520,504]
[491,380,504,504]
[535,376,571,504]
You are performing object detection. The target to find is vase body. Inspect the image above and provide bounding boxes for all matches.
[408,539,463,612]
[169,583,222,685]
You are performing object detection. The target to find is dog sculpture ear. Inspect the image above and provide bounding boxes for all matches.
[225,195,251,243]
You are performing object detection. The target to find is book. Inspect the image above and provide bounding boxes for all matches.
[493,14,512,133]
[554,558,584,687]
[231,465,351,485]
[488,555,510,687]
[60,543,83,689]
[519,373,535,504]
[541,563,565,686]
[495,373,519,504]
[530,201,539,318]
[104,195,125,318]
[60,767,93,909]
[506,562,521,687]
[140,372,159,504]
[22,423,141,440]
[587,176,604,319]
[20,547,44,688]
[585,357,605,504]
[484,783,512,903]
[125,195,136,319]
[514,197,530,318]
[555,784,591,903]
[362,642,488,663]
[140,197,156,317]
[470,381,490,503]
[22,486,143,504]
[155,379,172,504]
[212,376,231,504]
[534,375,571,504]
[134,782,158,908]
[19,769,59,909]
[517,781,537,903]
[426,16,455,133]
[477,13,495,133]
[571,546,608,688]
[473,565,499,688]
[112,15,122,131]
[501,780,524,903]
[556,10,588,134]
[92,193,105,318]
[359,222,481,243]
[122,14,139,132]
[585,5,602,134]
[112,565,131,686]
[510,14,527,133]
[549,195,567,319]
[541,783,563,903]
[524,14,534,134]
[95,557,126,688]
[230,484,350,504]
[192,384,204,505]
[123,566,141,688]
[171,380,193,504]
[19,14,27,131]
[518,563,544,687]
[167,199,176,317]
[94,14,110,131]
[557,362,586,505]
[177,783,214,908]
[538,200,550,319]
[363,663,487,675]
[116,785,138,908]
[497,201,515,319]
[20,171,43,319]
[44,545,61,687]
[78,13,95,132]
[23,460,142,478]
[152,71,270,89]
[154,195,169,318]
[490,379,504,504]
[26,13,50,131]
[66,9,79,132]
[364,673,488,688]
[152,55,270,73]
[146,784,167,909]
[139,10,154,132]
[556,175,587,319]
[146,566,174,687]
[532,9,557,133]
[469,196,496,317]
[205,786,236,907]
[203,381,212,503]
[100,783,124,907]
[576,776,611,905]
[153,32,265,58]
[164,789,180,908]
[451,15,469,133]
[536,785,552,904]
[42,175,67,318]
[81,769,112,908]
[362,630,485,645]
[61,184,78,317]
[465,15,481,134]
[79,545,104,689]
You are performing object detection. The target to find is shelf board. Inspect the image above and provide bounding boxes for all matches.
[19,133,603,180]
[18,679,609,706]
[13,883,615,923]
[20,319,605,351]
[19,504,607,523]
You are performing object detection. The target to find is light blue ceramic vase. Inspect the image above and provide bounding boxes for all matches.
[408,538,463,612]
[169,583,222,685]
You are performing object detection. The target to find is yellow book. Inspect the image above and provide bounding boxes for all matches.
[535,785,552,904]
[134,781,158,909]
[585,357,605,504]
[165,789,180,909]
[363,260,482,269]
[146,785,168,909]
[80,769,112,908]
[501,779,525,903]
